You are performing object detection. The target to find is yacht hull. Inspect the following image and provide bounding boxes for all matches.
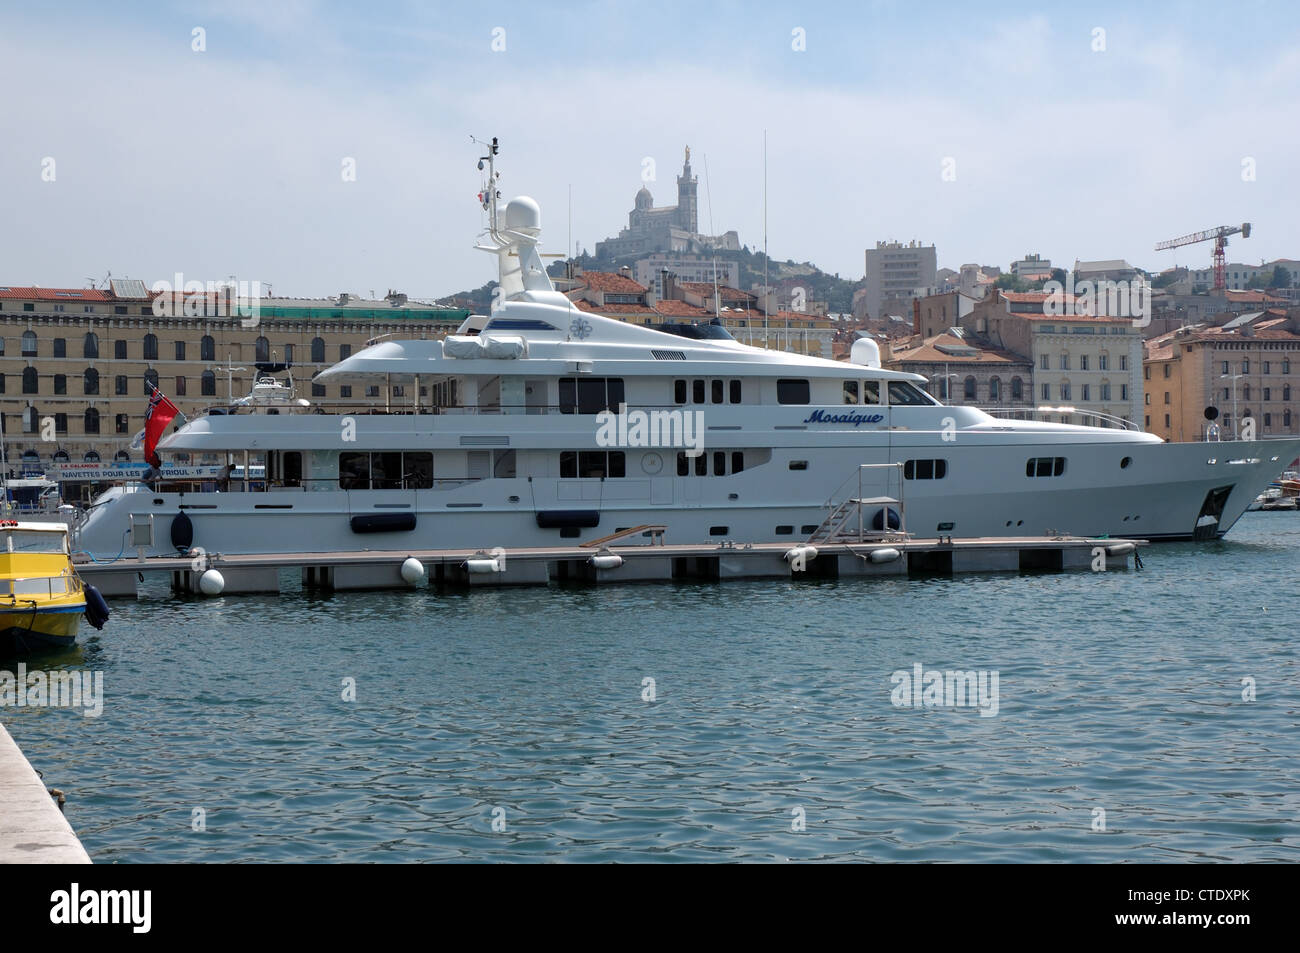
[72,438,1300,557]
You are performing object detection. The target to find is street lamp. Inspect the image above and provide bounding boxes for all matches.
[1220,373,1244,439]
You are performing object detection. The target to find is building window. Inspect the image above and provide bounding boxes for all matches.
[21,330,37,356]
[201,370,216,396]
[1284,360,1292,374]
[143,333,158,360]
[312,337,326,363]
[1264,387,1271,401]
[1263,361,1270,375]
[175,340,186,361]
[54,413,67,433]
[312,382,326,397]
[1042,383,1050,400]
[963,376,976,400]
[22,367,38,393]
[1011,377,1022,400]
[23,407,38,433]
[116,413,129,434]
[1264,413,1272,428]
[284,343,294,364]
[1163,392,1170,404]
[1285,385,1292,401]
[84,332,99,359]
[175,376,187,396]
[255,336,270,362]
[1082,384,1091,401]
[1119,355,1127,371]
[365,385,379,398]
[53,338,67,358]
[989,377,1000,401]
[1040,354,1049,370]
[1144,366,1151,380]
[1243,384,1251,401]
[83,367,99,395]
[1098,354,1108,371]
[1285,410,1293,428]
[1060,354,1069,370]
[201,335,215,361]
[340,386,352,398]
[1080,355,1089,371]
[339,344,351,361]
[115,339,127,359]
[116,375,128,395]
[1120,384,1128,401]
[84,408,100,434]
[53,374,66,395]
[144,368,159,393]
[1222,361,1229,375]
[1060,382,1070,400]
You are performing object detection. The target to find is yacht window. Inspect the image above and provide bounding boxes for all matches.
[1026,457,1066,478]
[903,459,948,480]
[713,451,726,475]
[677,452,689,476]
[608,451,626,478]
[775,525,794,536]
[493,450,516,478]
[887,380,932,406]
[843,381,859,404]
[579,451,607,478]
[789,460,808,470]
[406,452,434,488]
[862,380,881,404]
[561,451,577,478]
[339,452,370,490]
[6,531,65,554]
[712,379,724,404]
[370,452,403,489]
[694,453,707,476]
[560,377,625,414]
[693,380,705,404]
[777,379,810,404]
[731,451,744,473]
[729,380,742,404]
[674,380,687,404]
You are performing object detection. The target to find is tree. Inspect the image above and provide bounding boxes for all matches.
[1050,267,1068,287]
[1245,272,1269,290]
[1272,265,1292,289]
[994,273,1029,292]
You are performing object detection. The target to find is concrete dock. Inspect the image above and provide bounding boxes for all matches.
[0,721,92,863]
[76,534,1145,597]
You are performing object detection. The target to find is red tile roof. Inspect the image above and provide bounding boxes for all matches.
[1224,290,1287,303]
[653,300,712,318]
[579,272,646,293]
[679,282,755,302]
[573,299,657,315]
[0,285,119,301]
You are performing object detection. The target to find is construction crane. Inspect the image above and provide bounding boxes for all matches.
[1155,222,1251,291]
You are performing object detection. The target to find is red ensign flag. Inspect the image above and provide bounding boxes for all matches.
[143,383,180,468]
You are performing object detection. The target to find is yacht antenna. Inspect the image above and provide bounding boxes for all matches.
[472,135,501,241]
[763,129,769,344]
[704,153,720,319]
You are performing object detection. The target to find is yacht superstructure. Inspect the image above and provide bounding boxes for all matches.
[72,143,1300,559]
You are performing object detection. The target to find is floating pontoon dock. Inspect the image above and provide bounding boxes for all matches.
[76,533,1146,597]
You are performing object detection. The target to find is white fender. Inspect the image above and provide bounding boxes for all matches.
[869,547,902,563]
[198,569,225,595]
[400,557,426,585]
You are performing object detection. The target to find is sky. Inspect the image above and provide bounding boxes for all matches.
[2,1,1298,298]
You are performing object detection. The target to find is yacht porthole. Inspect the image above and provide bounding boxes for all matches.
[642,452,663,474]
[1120,456,1132,469]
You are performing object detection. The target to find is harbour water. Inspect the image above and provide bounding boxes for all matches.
[4,512,1299,862]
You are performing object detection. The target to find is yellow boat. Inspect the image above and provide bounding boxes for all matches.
[0,520,102,656]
